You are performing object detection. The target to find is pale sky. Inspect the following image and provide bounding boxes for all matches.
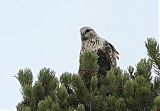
[0,0,158,110]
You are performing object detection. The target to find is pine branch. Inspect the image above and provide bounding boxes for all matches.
[145,38,160,76]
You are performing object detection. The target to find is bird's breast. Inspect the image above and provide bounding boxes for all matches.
[81,39,103,54]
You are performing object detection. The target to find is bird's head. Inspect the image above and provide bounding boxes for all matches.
[80,27,97,41]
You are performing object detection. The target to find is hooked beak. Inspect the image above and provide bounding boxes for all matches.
[81,32,85,36]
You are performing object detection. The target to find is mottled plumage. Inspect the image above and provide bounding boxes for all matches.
[79,27,119,75]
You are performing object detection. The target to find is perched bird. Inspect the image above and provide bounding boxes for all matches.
[79,27,119,75]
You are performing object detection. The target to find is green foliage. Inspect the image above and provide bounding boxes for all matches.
[33,81,44,103]
[56,84,68,108]
[52,103,61,111]
[79,51,99,76]
[90,76,98,92]
[154,76,160,95]
[79,51,99,88]
[19,106,31,111]
[37,96,54,111]
[153,96,160,110]
[135,59,152,82]
[145,38,160,75]
[134,75,152,110]
[72,74,91,105]
[16,38,160,111]
[38,67,58,96]
[60,72,72,88]
[15,68,33,87]
[76,104,85,111]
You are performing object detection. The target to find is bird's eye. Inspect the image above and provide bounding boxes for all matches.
[85,29,92,34]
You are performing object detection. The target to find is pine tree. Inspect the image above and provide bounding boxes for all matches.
[16,38,160,111]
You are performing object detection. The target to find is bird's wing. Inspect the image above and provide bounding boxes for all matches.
[103,40,119,66]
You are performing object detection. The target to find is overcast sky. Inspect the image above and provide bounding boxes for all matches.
[0,0,158,110]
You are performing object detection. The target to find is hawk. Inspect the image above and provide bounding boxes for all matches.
[79,27,119,75]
